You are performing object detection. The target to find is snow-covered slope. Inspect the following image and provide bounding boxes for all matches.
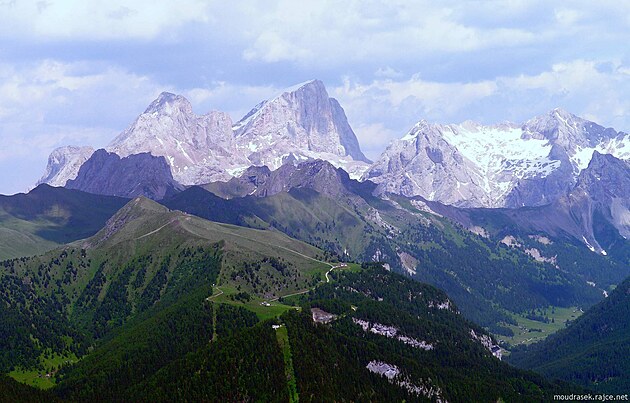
[39,80,370,188]
[365,109,629,208]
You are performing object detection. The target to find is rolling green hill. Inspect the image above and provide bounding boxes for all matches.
[54,265,574,401]
[0,197,329,381]
[0,194,578,400]
[0,185,128,260]
[162,165,619,338]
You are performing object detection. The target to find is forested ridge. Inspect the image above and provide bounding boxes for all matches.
[510,275,630,393]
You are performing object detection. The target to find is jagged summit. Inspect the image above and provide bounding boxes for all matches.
[233,79,320,128]
[366,111,629,208]
[36,145,95,187]
[143,92,193,115]
[233,78,370,165]
[39,79,371,191]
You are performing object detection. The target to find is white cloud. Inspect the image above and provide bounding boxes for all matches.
[0,60,165,126]
[500,60,630,127]
[0,0,210,39]
[330,74,498,134]
[238,0,539,66]
[554,8,582,26]
[351,123,400,160]
[331,59,630,161]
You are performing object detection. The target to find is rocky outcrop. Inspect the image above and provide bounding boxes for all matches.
[65,149,183,200]
[37,146,95,187]
[107,92,242,185]
[204,159,366,200]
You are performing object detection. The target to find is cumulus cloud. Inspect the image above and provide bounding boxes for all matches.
[331,59,630,159]
[183,82,282,121]
[238,1,539,66]
[0,0,209,40]
[0,60,167,128]
[0,60,168,193]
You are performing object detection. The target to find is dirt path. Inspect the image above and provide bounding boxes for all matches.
[206,287,224,301]
[184,218,332,267]
[325,263,347,283]
[268,288,312,302]
[134,218,179,240]
[266,263,348,304]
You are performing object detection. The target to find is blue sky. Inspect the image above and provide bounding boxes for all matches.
[0,0,628,194]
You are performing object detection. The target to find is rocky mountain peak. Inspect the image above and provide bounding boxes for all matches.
[36,145,95,187]
[38,79,373,193]
[368,110,630,208]
[143,92,193,116]
[233,79,370,166]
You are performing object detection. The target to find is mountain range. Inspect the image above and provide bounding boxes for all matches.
[4,78,630,398]
[36,79,630,255]
[365,108,629,208]
[39,80,370,190]
[38,82,629,210]
[0,196,573,401]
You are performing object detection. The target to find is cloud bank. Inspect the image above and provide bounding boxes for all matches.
[0,1,627,193]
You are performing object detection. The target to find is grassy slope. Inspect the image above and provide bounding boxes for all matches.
[1,197,330,386]
[0,185,128,260]
[164,185,610,340]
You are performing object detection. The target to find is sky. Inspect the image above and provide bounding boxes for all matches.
[0,0,628,195]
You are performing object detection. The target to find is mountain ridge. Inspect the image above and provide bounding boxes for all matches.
[39,80,371,189]
[65,149,184,200]
[365,108,629,208]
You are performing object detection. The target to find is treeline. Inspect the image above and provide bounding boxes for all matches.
[289,265,576,402]
[55,291,259,400]
[510,276,630,393]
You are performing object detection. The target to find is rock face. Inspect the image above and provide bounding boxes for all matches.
[233,79,370,177]
[39,80,370,189]
[107,92,242,185]
[427,152,630,253]
[559,151,630,251]
[204,159,362,200]
[65,149,183,200]
[365,109,629,208]
[37,146,95,187]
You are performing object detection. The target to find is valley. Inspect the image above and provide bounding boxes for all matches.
[1,78,629,400]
